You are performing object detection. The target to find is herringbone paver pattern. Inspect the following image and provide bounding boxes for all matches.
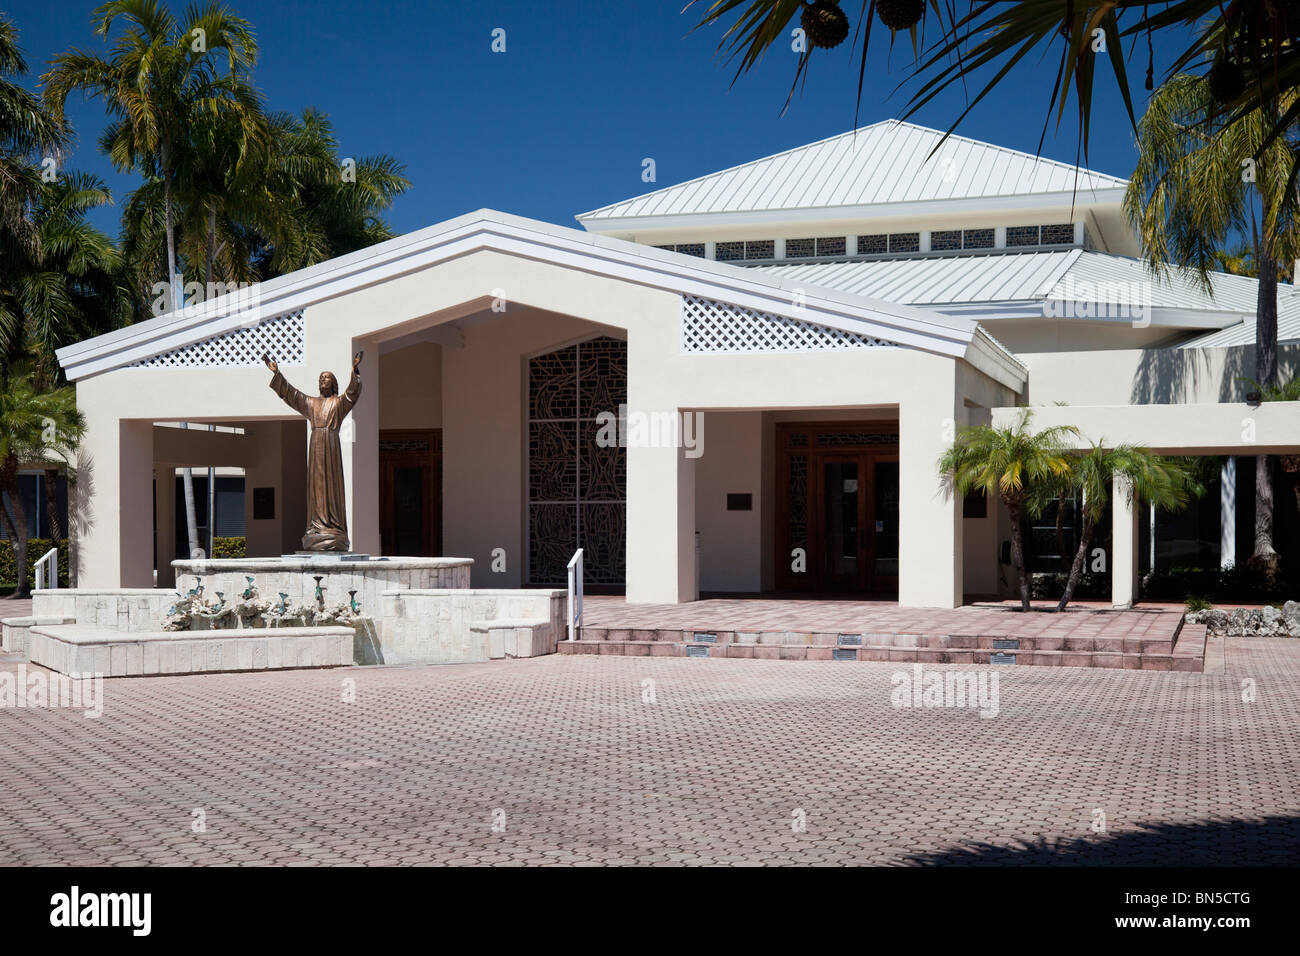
[1,644,1296,865]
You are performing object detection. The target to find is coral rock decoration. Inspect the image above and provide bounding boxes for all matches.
[801,1,849,50]
[877,0,925,32]
[1207,56,1245,103]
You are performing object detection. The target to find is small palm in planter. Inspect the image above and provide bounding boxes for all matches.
[939,410,1077,611]
[1055,443,1202,611]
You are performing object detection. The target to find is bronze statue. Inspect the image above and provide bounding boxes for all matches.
[262,351,363,552]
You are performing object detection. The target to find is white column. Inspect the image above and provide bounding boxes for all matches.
[343,347,380,555]
[155,464,176,589]
[1220,456,1236,569]
[1112,472,1140,608]
[75,417,154,587]
[899,387,962,608]
[625,439,696,603]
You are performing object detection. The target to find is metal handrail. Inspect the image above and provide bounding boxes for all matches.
[566,549,584,641]
[35,546,58,590]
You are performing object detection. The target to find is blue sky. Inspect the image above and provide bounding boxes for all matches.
[8,1,1194,237]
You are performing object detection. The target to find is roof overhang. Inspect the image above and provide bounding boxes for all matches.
[58,209,1028,391]
[577,189,1130,235]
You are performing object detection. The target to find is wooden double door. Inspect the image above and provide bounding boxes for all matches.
[777,423,899,594]
[379,429,442,556]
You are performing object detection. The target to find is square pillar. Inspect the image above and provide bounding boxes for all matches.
[1112,472,1140,608]
[74,416,154,587]
[625,440,696,604]
[155,465,176,589]
[342,347,380,555]
[1220,456,1236,569]
[898,388,962,608]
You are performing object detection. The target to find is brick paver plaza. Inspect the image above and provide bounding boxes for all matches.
[1,636,1298,865]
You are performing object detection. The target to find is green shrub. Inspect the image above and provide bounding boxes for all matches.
[0,539,70,589]
[1184,595,1212,613]
[212,537,246,559]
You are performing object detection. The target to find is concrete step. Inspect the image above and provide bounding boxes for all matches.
[560,638,1203,672]
[574,626,1177,655]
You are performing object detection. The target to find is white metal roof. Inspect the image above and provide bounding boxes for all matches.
[753,249,1282,322]
[578,120,1129,226]
[1180,298,1300,347]
[57,209,1026,389]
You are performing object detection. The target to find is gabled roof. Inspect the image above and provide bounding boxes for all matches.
[56,209,1026,389]
[753,249,1282,326]
[578,120,1129,228]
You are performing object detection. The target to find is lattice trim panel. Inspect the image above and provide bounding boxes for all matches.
[681,295,896,353]
[131,310,305,368]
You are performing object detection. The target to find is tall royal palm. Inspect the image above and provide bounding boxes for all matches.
[44,0,259,560]
[43,0,259,315]
[1125,72,1300,577]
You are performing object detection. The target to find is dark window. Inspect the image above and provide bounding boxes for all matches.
[931,230,962,251]
[1007,225,1040,246]
[1040,223,1075,245]
[857,234,888,254]
[815,236,845,256]
[963,228,994,249]
[715,241,745,262]
[744,240,774,260]
[785,238,815,258]
[888,232,920,253]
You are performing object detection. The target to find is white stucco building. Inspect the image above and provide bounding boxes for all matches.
[55,120,1300,608]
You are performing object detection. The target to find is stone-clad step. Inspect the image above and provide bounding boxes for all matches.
[559,619,1205,672]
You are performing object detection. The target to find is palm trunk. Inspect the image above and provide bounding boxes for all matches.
[1250,250,1280,575]
[160,143,200,561]
[42,468,62,540]
[1057,512,1096,611]
[1055,495,1070,572]
[1006,498,1031,611]
[1,456,30,598]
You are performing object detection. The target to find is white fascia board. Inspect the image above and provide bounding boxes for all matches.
[576,189,1129,233]
[967,328,1029,392]
[60,210,1003,380]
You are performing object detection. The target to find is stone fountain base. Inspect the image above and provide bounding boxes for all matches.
[170,555,473,620]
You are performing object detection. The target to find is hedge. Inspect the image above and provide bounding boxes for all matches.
[0,539,70,589]
[212,537,246,559]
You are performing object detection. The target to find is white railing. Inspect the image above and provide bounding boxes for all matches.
[566,549,584,641]
[35,547,58,590]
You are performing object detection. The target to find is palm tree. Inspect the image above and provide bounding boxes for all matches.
[0,172,124,377]
[44,0,259,560]
[1125,72,1300,579]
[0,15,68,243]
[0,374,84,597]
[690,2,1299,172]
[939,410,1078,611]
[1055,443,1201,611]
[43,0,259,314]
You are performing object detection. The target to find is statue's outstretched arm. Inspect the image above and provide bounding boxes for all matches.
[265,355,311,417]
[339,351,363,414]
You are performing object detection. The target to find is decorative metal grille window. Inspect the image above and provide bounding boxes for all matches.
[1040,223,1075,245]
[527,336,627,587]
[815,236,845,256]
[931,230,962,251]
[681,295,896,352]
[1006,226,1041,246]
[744,240,775,260]
[888,232,920,253]
[857,234,888,254]
[716,241,745,262]
[785,238,815,258]
[655,243,705,257]
[963,228,994,249]
[132,310,304,368]
[815,431,900,446]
